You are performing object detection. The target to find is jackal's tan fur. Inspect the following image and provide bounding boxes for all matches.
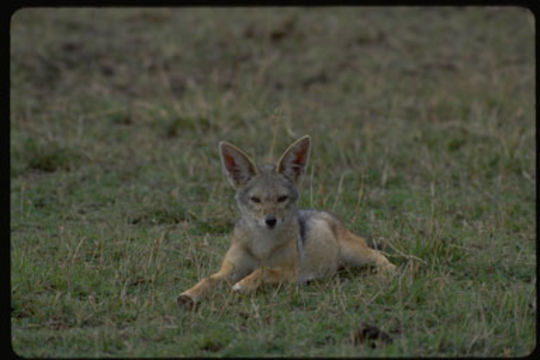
[177,135,395,309]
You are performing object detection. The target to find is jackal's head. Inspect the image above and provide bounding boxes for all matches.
[219,135,311,230]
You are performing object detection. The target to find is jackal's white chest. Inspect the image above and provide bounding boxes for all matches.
[242,223,295,263]
[251,229,284,259]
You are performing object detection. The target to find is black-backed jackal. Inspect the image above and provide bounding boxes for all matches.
[177,135,395,309]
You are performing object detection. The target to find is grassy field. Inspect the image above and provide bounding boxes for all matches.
[10,7,535,357]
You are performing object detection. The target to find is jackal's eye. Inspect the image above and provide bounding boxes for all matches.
[250,196,261,203]
[277,195,288,203]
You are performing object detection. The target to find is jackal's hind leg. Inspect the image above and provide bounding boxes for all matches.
[338,231,395,273]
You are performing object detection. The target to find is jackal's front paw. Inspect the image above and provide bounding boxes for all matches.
[231,282,246,292]
[380,262,396,274]
[176,293,195,310]
[232,280,258,293]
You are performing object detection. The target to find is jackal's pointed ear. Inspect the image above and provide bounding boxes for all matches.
[276,135,311,185]
[219,141,257,189]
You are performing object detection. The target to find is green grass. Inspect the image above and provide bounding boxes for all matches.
[10,7,535,357]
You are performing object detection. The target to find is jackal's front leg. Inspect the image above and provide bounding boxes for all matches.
[231,266,297,292]
[177,245,256,309]
[177,260,234,310]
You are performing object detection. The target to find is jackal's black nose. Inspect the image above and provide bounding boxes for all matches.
[265,216,277,228]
